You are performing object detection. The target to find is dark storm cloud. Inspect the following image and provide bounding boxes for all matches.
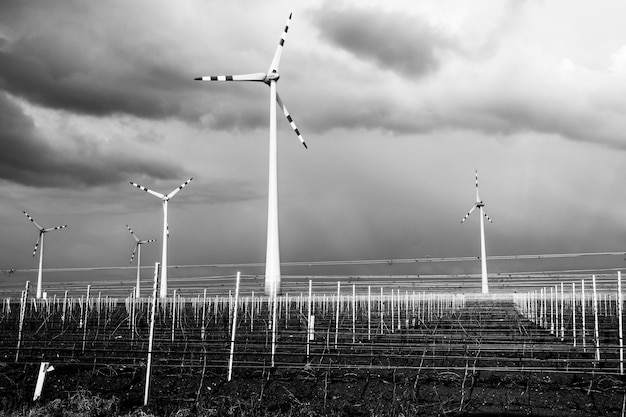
[0,0,195,120]
[0,93,183,187]
[311,5,457,78]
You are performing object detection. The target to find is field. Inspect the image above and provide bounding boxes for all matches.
[1,274,626,416]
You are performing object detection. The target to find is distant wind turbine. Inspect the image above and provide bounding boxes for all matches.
[126,225,156,298]
[194,13,307,296]
[460,171,493,294]
[23,211,68,299]
[129,178,193,298]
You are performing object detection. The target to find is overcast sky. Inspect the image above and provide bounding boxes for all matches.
[2,0,626,287]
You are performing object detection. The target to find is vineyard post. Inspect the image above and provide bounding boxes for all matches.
[572,282,576,347]
[367,286,371,341]
[82,285,90,353]
[251,291,255,333]
[560,282,565,341]
[15,280,29,362]
[171,289,177,343]
[228,272,240,381]
[334,281,340,350]
[201,289,207,341]
[271,284,278,367]
[307,279,312,360]
[352,284,356,345]
[618,271,624,375]
[390,288,394,334]
[582,279,587,351]
[397,289,401,331]
[550,286,555,335]
[144,262,160,406]
[592,275,600,362]
[380,287,384,334]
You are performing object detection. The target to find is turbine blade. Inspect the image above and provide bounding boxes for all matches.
[130,181,166,199]
[276,93,307,149]
[32,232,42,257]
[23,211,43,231]
[126,225,140,242]
[166,223,170,238]
[140,238,157,244]
[44,225,67,232]
[267,12,292,75]
[194,72,266,82]
[474,170,481,203]
[167,177,193,199]
[130,244,138,264]
[460,205,477,223]
[483,211,493,223]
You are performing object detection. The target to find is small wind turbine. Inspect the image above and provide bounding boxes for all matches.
[23,211,68,299]
[460,170,493,294]
[126,225,156,298]
[129,178,193,298]
[194,13,307,296]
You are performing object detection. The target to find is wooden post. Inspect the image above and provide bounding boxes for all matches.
[228,272,241,381]
[33,362,54,401]
[144,262,160,406]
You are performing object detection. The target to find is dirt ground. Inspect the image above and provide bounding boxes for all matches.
[1,359,624,416]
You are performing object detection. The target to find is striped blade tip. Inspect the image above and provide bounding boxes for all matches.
[193,77,202,80]
[303,142,308,149]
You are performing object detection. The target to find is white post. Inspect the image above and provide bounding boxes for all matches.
[144,262,160,406]
[572,282,576,347]
[307,280,312,360]
[478,205,489,294]
[334,281,340,349]
[592,275,600,362]
[271,283,278,367]
[228,272,241,381]
[352,284,356,345]
[619,271,624,375]
[33,362,54,401]
[582,279,586,350]
[367,286,371,340]
[560,282,565,341]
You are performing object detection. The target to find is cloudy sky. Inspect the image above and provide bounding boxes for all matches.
[1,0,626,287]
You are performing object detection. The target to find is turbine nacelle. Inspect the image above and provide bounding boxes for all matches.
[264,72,280,84]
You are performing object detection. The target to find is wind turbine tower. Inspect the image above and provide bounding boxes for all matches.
[460,171,493,294]
[23,211,68,299]
[126,225,156,298]
[129,178,193,298]
[194,13,307,296]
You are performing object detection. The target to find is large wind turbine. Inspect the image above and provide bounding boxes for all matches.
[194,13,307,296]
[129,178,193,298]
[460,171,493,294]
[23,211,68,299]
[126,225,156,298]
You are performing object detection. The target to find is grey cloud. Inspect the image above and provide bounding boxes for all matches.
[0,93,184,187]
[311,5,457,78]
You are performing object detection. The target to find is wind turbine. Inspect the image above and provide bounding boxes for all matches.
[194,13,307,296]
[460,170,493,294]
[23,211,68,299]
[129,178,193,298]
[126,225,156,298]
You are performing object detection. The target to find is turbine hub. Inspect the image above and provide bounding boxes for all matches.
[476,201,485,207]
[264,72,280,84]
